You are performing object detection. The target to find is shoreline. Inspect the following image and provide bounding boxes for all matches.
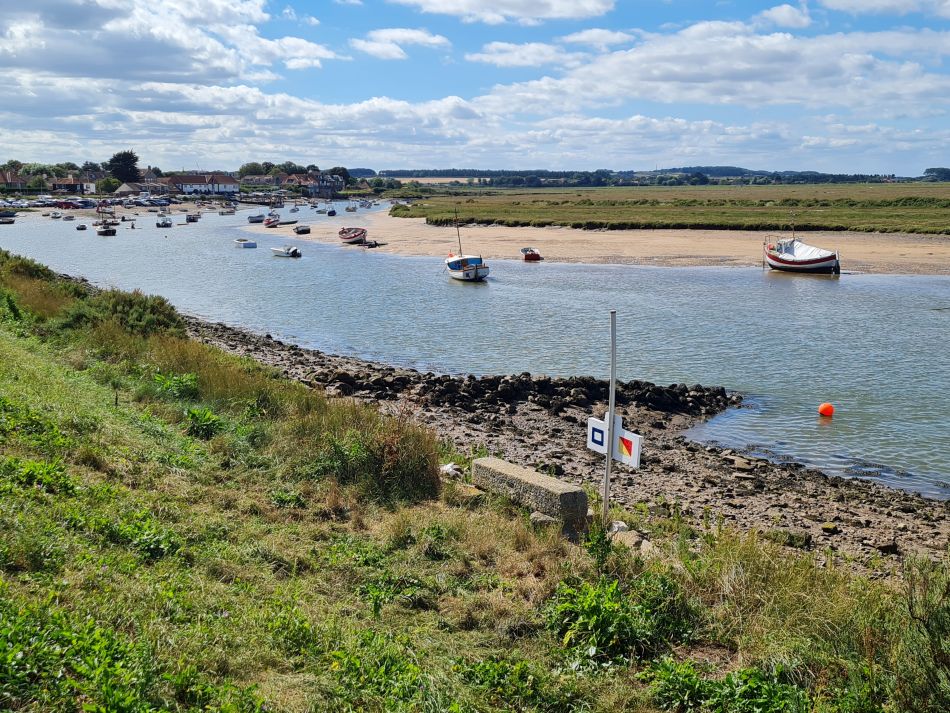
[180,311,948,572]
[247,207,950,275]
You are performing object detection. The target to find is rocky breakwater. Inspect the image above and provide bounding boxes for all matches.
[184,316,949,573]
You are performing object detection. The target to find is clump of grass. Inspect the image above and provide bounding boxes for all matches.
[75,509,181,560]
[185,406,223,439]
[0,274,76,320]
[458,654,580,712]
[0,457,77,494]
[0,395,73,455]
[153,371,199,400]
[59,288,184,337]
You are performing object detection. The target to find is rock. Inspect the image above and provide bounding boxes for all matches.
[821,522,842,535]
[608,520,629,534]
[611,530,644,550]
[530,511,559,529]
[874,538,900,555]
[639,539,660,557]
[765,528,813,549]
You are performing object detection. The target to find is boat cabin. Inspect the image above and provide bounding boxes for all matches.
[446,256,484,271]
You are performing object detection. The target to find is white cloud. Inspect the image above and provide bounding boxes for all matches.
[755,4,812,28]
[282,6,297,20]
[466,42,584,67]
[560,28,634,50]
[390,0,614,24]
[819,0,950,17]
[350,28,450,60]
[304,16,320,26]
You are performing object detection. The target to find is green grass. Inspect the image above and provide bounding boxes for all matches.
[0,247,947,711]
[393,183,950,235]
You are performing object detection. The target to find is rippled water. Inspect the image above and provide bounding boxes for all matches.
[2,207,949,496]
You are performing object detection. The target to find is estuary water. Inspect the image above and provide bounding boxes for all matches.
[2,208,948,497]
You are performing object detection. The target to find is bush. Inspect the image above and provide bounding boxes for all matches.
[893,557,950,712]
[186,406,223,439]
[59,289,184,337]
[546,572,693,664]
[0,457,77,494]
[153,371,200,400]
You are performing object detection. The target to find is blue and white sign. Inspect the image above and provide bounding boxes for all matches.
[587,415,643,468]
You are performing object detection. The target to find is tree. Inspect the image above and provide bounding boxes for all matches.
[2,159,23,173]
[327,166,351,184]
[104,150,141,183]
[149,166,163,177]
[27,176,47,190]
[260,161,275,174]
[238,162,264,178]
[97,177,121,194]
[58,162,80,172]
[923,167,950,181]
[81,161,101,173]
[305,164,319,173]
[276,161,306,175]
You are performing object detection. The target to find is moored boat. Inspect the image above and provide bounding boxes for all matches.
[76,223,87,231]
[186,213,200,223]
[521,247,543,262]
[96,226,117,236]
[339,227,367,244]
[234,238,257,248]
[445,208,489,282]
[293,225,310,235]
[263,215,280,227]
[271,245,302,257]
[764,237,840,274]
[62,214,75,222]
[156,217,173,228]
[0,217,15,225]
[247,213,265,223]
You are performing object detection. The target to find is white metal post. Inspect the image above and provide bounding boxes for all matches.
[602,310,617,529]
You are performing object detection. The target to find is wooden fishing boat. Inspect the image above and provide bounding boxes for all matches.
[764,237,839,274]
[339,227,367,244]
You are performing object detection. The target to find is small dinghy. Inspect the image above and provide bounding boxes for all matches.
[764,237,840,274]
[76,223,87,231]
[156,217,173,228]
[521,247,543,262]
[271,245,302,258]
[96,226,117,236]
[247,213,265,223]
[293,225,310,235]
[234,238,257,248]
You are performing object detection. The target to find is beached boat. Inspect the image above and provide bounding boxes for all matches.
[277,220,298,227]
[293,225,310,235]
[62,214,75,222]
[764,237,840,274]
[521,247,543,262]
[96,226,117,236]
[185,213,200,223]
[339,227,367,244]
[218,208,235,215]
[234,238,257,248]
[446,210,489,282]
[0,210,16,218]
[344,204,357,213]
[50,211,62,219]
[0,217,15,225]
[247,213,265,223]
[271,245,302,258]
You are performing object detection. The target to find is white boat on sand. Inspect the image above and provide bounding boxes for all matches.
[234,238,257,248]
[339,227,367,244]
[764,236,840,274]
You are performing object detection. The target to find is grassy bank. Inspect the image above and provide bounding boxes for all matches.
[0,249,947,711]
[391,184,950,235]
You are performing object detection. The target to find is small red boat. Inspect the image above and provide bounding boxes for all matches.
[521,247,543,262]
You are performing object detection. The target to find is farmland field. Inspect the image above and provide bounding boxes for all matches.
[393,183,950,235]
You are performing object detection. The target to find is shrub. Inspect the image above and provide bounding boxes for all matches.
[642,657,712,712]
[459,655,580,712]
[186,406,223,439]
[546,572,693,664]
[893,557,950,712]
[153,371,200,400]
[59,288,184,337]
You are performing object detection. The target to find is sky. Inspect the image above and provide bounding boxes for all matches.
[0,1,948,175]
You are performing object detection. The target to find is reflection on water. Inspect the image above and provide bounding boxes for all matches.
[2,207,948,497]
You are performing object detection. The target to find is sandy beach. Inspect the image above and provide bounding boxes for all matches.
[252,207,950,275]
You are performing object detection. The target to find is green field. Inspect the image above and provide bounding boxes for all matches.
[0,249,948,711]
[392,183,950,235]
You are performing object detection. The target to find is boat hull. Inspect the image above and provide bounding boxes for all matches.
[448,265,490,281]
[764,250,840,273]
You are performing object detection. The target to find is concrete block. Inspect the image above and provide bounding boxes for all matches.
[471,457,587,529]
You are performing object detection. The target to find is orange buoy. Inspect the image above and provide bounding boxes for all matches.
[818,402,835,417]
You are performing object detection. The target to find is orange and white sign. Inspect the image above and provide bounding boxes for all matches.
[587,415,642,468]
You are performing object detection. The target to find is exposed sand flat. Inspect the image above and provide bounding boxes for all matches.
[271,209,950,275]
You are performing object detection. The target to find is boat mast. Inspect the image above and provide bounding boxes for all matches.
[454,205,463,255]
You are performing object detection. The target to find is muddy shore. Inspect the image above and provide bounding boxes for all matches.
[183,314,948,572]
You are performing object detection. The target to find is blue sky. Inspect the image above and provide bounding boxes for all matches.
[0,1,947,174]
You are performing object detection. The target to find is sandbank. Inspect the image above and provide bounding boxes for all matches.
[261,208,950,275]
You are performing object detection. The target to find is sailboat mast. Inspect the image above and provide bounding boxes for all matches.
[454,206,463,255]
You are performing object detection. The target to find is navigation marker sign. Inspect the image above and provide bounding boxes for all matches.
[587,415,642,468]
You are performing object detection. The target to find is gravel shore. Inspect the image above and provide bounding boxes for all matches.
[184,314,949,573]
